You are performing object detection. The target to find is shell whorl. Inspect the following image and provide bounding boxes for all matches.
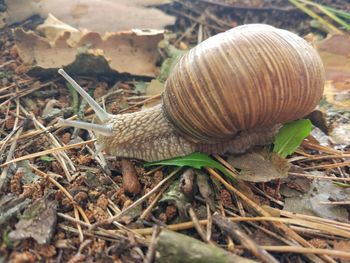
[163,24,325,143]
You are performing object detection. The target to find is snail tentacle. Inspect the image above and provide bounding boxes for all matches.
[58,119,114,137]
[58,69,111,122]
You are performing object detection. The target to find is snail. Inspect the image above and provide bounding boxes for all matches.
[58,24,325,162]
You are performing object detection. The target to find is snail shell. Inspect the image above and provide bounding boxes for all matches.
[163,24,325,143]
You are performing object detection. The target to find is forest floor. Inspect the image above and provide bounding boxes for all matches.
[0,0,350,262]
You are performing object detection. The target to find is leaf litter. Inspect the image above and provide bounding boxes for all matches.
[1,0,350,262]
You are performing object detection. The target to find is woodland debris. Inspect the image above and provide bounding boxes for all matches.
[14,26,164,77]
[316,34,350,110]
[228,150,291,182]
[121,159,142,195]
[155,229,258,263]
[3,0,175,32]
[283,180,349,222]
[0,195,31,225]
[9,197,57,244]
[212,212,279,263]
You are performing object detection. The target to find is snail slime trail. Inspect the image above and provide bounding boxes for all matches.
[58,24,325,162]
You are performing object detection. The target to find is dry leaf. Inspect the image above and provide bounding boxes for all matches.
[9,197,57,244]
[37,13,81,45]
[283,180,349,222]
[228,150,291,182]
[4,0,175,32]
[14,28,163,77]
[317,34,350,110]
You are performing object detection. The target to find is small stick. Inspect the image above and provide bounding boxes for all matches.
[289,172,350,181]
[303,161,350,170]
[236,245,350,259]
[143,225,160,263]
[0,139,95,168]
[188,205,213,244]
[91,168,180,229]
[74,206,84,242]
[0,126,23,190]
[140,180,172,220]
[30,165,90,224]
[206,203,212,242]
[213,212,279,263]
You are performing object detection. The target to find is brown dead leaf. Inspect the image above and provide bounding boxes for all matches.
[317,34,350,110]
[37,14,81,45]
[228,150,291,182]
[4,0,175,32]
[14,28,163,77]
[283,180,349,222]
[9,197,57,244]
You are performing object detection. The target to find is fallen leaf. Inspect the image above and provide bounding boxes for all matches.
[14,28,163,77]
[228,150,291,182]
[196,171,215,210]
[280,166,313,196]
[37,13,81,45]
[317,34,350,110]
[9,197,57,244]
[4,0,175,33]
[283,180,349,222]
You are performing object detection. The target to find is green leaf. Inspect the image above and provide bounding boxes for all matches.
[66,83,79,115]
[145,152,235,182]
[273,119,312,158]
[133,81,149,93]
[158,44,186,83]
[40,155,56,162]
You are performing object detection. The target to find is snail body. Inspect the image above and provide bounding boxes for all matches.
[59,24,325,162]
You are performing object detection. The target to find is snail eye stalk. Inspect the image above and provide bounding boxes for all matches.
[58,119,113,136]
[58,69,111,122]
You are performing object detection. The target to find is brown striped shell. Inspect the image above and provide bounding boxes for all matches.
[163,24,325,143]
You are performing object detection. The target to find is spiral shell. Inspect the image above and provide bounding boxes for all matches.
[163,24,325,143]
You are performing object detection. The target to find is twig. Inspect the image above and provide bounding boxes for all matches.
[140,180,172,220]
[170,9,224,31]
[30,164,90,224]
[303,161,350,170]
[143,225,161,263]
[188,205,213,244]
[213,212,278,263]
[236,245,350,259]
[289,172,350,181]
[199,168,337,263]
[118,94,162,113]
[22,108,76,181]
[74,206,84,242]
[302,140,342,155]
[206,203,212,242]
[319,201,350,205]
[280,209,350,231]
[91,168,181,229]
[0,139,95,168]
[289,0,343,34]
[0,127,23,190]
